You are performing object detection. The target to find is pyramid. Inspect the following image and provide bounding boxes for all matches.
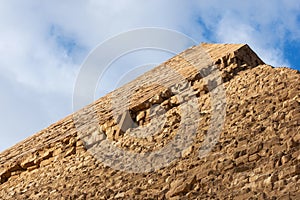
[0,43,299,199]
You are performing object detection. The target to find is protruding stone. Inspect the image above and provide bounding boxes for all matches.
[136,111,145,122]
[20,155,36,169]
[166,176,196,198]
[149,94,163,104]
[181,146,194,158]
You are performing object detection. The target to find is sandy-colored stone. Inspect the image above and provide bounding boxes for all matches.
[0,43,299,199]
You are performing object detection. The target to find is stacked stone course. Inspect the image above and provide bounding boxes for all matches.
[0,43,299,199]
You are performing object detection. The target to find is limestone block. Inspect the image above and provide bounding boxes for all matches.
[293,134,300,143]
[235,155,248,165]
[52,148,63,157]
[20,155,36,169]
[278,165,300,180]
[281,155,291,165]
[136,111,145,122]
[249,154,260,162]
[27,165,39,172]
[170,96,179,107]
[40,157,55,167]
[149,94,163,104]
[248,142,263,155]
[181,146,194,158]
[166,176,196,198]
[64,147,76,157]
[273,180,286,190]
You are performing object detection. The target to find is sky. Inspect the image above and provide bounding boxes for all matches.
[0,0,299,152]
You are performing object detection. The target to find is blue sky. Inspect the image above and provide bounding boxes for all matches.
[0,0,299,151]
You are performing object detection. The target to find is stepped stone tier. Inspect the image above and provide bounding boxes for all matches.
[1,43,300,199]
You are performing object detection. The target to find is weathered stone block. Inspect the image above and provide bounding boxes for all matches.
[249,154,260,162]
[166,176,196,198]
[136,111,145,122]
[278,165,300,180]
[236,155,248,165]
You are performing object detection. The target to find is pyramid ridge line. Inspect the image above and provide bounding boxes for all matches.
[0,43,287,156]
[0,43,288,158]
[0,42,300,198]
[0,43,299,186]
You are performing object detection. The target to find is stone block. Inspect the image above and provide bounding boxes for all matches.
[52,148,63,157]
[273,180,286,190]
[278,165,300,180]
[281,155,291,165]
[166,176,196,198]
[40,157,55,167]
[149,94,163,104]
[136,111,145,122]
[249,154,260,162]
[236,155,248,165]
[64,147,76,157]
[20,156,36,169]
[293,134,300,143]
[181,145,194,158]
[248,142,263,155]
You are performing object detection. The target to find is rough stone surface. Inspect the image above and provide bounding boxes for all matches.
[0,43,299,199]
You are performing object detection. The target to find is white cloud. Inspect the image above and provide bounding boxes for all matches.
[194,0,300,67]
[214,14,289,66]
